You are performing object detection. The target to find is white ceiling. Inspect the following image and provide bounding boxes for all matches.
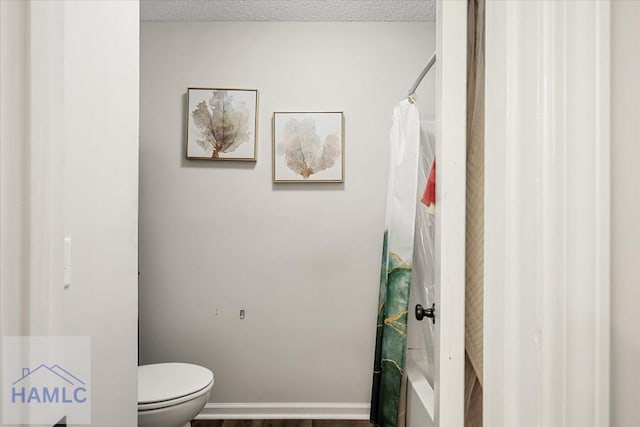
[140,0,436,22]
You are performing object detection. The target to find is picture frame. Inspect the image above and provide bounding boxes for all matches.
[185,88,258,161]
[272,111,344,183]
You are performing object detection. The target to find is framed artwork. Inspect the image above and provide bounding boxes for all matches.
[272,111,344,183]
[186,88,258,161]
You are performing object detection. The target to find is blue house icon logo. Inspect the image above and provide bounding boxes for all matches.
[11,364,88,404]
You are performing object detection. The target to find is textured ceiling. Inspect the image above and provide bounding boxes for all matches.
[140,0,436,22]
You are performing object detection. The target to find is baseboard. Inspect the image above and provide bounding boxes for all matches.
[196,403,371,420]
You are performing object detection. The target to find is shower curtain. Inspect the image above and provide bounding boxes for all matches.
[371,99,421,427]
[465,0,485,426]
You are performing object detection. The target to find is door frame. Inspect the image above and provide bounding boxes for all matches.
[434,1,467,426]
[484,2,610,425]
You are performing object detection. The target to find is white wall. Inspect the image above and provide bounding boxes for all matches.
[63,2,139,426]
[139,21,435,410]
[611,2,640,426]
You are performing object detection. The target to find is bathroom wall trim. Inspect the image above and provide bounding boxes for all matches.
[196,403,370,420]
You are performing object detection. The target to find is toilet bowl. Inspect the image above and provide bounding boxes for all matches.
[138,363,214,427]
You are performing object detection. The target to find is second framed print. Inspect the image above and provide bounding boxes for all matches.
[186,88,258,161]
[272,112,344,183]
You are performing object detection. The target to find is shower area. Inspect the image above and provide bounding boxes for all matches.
[370,0,476,425]
[399,1,481,426]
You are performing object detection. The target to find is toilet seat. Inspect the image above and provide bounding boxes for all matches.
[138,363,214,411]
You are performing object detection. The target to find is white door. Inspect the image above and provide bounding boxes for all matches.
[406,121,437,427]
[406,1,467,427]
[0,2,139,426]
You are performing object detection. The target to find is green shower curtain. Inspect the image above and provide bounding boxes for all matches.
[371,99,421,427]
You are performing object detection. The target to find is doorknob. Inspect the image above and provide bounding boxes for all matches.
[415,303,435,324]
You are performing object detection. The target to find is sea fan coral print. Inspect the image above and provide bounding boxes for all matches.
[277,117,341,179]
[187,89,257,160]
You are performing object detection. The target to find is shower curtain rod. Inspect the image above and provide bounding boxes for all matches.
[408,51,437,97]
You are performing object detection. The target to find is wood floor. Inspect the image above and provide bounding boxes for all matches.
[192,420,373,427]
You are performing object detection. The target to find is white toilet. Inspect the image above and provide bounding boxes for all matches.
[138,363,214,427]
